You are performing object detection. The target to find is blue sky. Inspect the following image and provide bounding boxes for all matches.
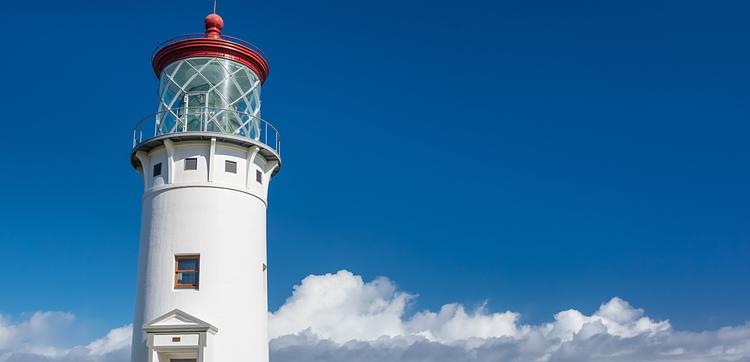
[0,0,749,346]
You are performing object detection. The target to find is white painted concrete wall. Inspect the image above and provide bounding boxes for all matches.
[131,139,277,362]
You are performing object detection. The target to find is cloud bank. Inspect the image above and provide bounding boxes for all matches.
[0,312,130,362]
[269,271,750,362]
[2,270,749,362]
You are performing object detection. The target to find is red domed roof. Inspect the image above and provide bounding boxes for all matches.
[152,14,270,84]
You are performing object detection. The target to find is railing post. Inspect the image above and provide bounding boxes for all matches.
[249,117,253,138]
[204,106,208,132]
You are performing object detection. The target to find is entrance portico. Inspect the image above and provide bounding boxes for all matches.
[143,309,217,362]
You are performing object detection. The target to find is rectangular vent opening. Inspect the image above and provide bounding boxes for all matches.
[225,160,237,174]
[185,158,198,170]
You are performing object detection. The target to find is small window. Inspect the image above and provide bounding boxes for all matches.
[175,255,199,289]
[152,163,162,177]
[256,170,263,184]
[185,158,198,170]
[225,160,237,174]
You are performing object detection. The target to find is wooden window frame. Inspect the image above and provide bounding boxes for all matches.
[174,255,200,289]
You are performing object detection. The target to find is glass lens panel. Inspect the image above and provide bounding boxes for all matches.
[156,58,264,138]
[187,58,209,68]
[201,61,228,85]
[170,65,196,88]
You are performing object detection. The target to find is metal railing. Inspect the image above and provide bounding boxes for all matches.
[132,107,281,155]
[152,33,269,63]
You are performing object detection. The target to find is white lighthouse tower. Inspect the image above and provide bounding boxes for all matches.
[129,13,280,362]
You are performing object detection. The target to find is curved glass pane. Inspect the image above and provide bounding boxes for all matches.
[156,57,262,139]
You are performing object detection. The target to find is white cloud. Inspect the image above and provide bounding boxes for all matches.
[269,271,671,345]
[269,271,412,342]
[0,312,131,362]
[85,326,132,357]
[2,270,750,362]
[268,270,750,362]
[0,312,75,351]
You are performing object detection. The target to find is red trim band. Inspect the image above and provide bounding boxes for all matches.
[152,38,270,84]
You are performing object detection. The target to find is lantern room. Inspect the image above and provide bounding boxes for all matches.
[132,13,279,164]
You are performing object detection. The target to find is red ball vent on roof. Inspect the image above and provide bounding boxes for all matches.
[151,14,270,84]
[204,13,224,39]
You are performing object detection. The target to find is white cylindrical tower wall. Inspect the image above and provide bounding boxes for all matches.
[131,13,279,362]
[131,140,277,362]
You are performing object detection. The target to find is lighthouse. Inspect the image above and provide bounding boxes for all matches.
[129,13,280,362]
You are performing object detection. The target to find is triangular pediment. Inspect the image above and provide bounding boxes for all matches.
[143,309,218,333]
